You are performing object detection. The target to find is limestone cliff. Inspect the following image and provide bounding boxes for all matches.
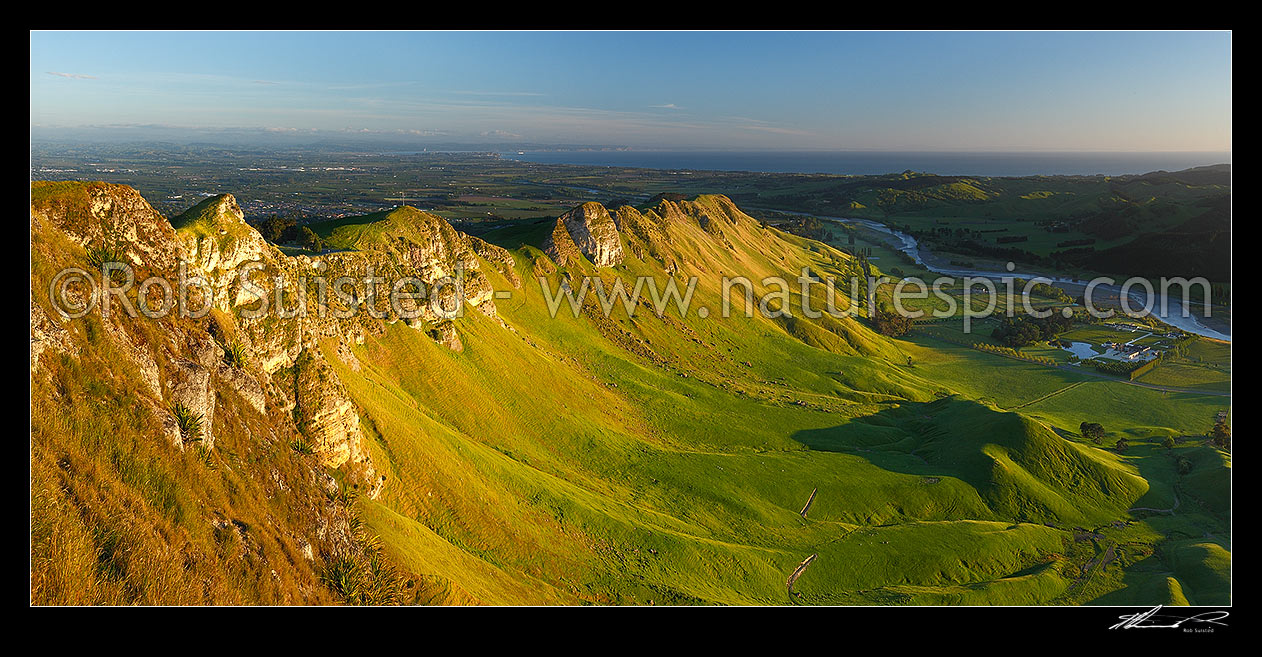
[544,202,625,268]
[291,349,383,498]
[172,194,277,311]
[30,182,521,500]
[542,216,583,267]
[539,196,762,272]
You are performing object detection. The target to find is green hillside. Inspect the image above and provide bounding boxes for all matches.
[738,165,1231,282]
[29,182,1230,605]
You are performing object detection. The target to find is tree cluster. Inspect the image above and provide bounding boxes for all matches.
[990,312,1074,348]
[873,306,913,338]
[1080,422,1105,444]
[1208,417,1231,451]
[258,214,301,243]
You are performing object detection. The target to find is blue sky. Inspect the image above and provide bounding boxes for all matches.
[30,31,1231,150]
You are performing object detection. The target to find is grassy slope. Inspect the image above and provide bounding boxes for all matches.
[313,196,1229,605]
[31,192,343,604]
[30,183,1227,605]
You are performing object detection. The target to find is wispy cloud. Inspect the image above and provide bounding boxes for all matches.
[450,90,544,97]
[650,103,684,110]
[46,71,96,80]
[253,80,280,85]
[719,115,814,137]
[738,124,813,136]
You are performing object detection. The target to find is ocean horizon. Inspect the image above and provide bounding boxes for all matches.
[499,150,1231,178]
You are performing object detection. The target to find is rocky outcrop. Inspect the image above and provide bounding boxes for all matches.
[542,217,583,267]
[30,300,74,373]
[544,197,746,271]
[172,194,275,312]
[335,339,362,372]
[292,350,381,498]
[167,360,216,449]
[162,200,521,375]
[428,320,464,352]
[29,182,539,500]
[305,207,516,334]
[28,184,412,497]
[613,205,671,265]
[219,364,266,414]
[100,314,163,399]
[469,235,521,287]
[32,182,182,272]
[546,202,625,268]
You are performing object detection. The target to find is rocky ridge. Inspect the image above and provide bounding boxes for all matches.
[31,183,522,500]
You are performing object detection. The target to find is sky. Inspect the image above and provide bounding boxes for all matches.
[29,30,1231,151]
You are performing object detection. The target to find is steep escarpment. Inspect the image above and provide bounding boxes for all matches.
[172,194,276,311]
[313,205,518,323]
[541,215,583,267]
[33,180,182,272]
[34,184,525,493]
[33,186,332,604]
[544,202,624,268]
[540,197,745,271]
[535,193,888,362]
[34,182,1207,607]
[29,181,522,604]
[290,348,379,487]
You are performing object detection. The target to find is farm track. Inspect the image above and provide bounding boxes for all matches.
[1008,381,1088,410]
[1050,363,1231,397]
[786,553,818,595]
[1128,492,1181,515]
[1059,539,1120,602]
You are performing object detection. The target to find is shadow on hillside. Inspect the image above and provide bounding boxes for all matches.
[790,396,980,484]
[1114,441,1178,511]
[789,395,1152,527]
[477,217,553,251]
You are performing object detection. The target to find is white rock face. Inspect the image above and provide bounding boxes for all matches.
[292,350,382,498]
[31,183,181,272]
[167,360,216,449]
[32,184,531,501]
[558,202,624,268]
[173,194,274,313]
[30,300,74,373]
[219,364,266,414]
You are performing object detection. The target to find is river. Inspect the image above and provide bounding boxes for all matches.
[813,216,1231,342]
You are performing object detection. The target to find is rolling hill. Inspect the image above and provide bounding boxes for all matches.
[30,181,1230,605]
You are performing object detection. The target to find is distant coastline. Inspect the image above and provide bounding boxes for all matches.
[499,150,1231,177]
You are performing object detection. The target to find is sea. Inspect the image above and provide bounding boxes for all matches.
[498,150,1230,178]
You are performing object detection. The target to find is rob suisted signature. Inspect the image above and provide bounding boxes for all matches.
[1110,605,1229,631]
